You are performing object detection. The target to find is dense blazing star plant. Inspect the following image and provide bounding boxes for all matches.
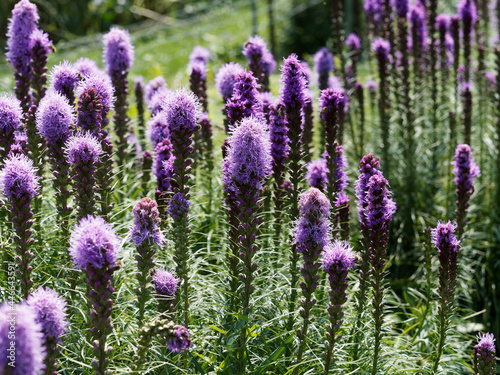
[0,94,23,159]
[69,215,121,375]
[224,70,262,130]
[314,47,334,91]
[242,35,276,92]
[154,138,173,221]
[0,154,39,298]
[306,158,328,192]
[50,61,80,105]
[29,28,53,107]
[151,267,179,315]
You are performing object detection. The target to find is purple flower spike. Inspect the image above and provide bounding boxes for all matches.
[153,268,179,297]
[29,29,53,105]
[224,70,263,129]
[131,197,165,247]
[243,35,276,92]
[314,47,334,90]
[69,215,121,270]
[0,94,23,157]
[474,333,496,375]
[373,38,391,61]
[0,303,46,375]
[322,239,356,273]
[145,76,168,104]
[366,80,378,91]
[215,62,245,102]
[410,4,428,53]
[306,158,329,191]
[189,61,208,112]
[364,0,382,28]
[66,132,102,165]
[335,193,351,241]
[163,88,201,134]
[74,57,100,78]
[148,87,171,117]
[189,46,210,66]
[458,0,478,27]
[50,61,80,105]
[76,72,115,115]
[453,144,480,238]
[166,325,191,353]
[27,287,68,340]
[395,0,409,17]
[148,113,170,147]
[0,153,39,200]
[346,33,361,52]
[103,27,134,74]
[36,91,75,145]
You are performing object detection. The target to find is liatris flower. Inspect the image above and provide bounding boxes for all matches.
[152,268,179,314]
[148,87,171,117]
[293,188,332,373]
[258,91,274,124]
[453,144,480,238]
[243,35,276,92]
[74,57,100,78]
[8,130,29,157]
[148,113,170,148]
[373,38,391,174]
[322,240,356,373]
[189,61,208,112]
[0,94,23,159]
[0,303,45,375]
[335,194,350,240]
[222,116,271,371]
[224,70,262,130]
[132,318,190,372]
[103,27,134,164]
[50,61,80,105]
[473,333,496,375]
[131,198,165,324]
[69,215,121,375]
[199,112,214,172]
[215,62,245,102]
[189,45,210,66]
[134,76,146,146]
[153,139,173,221]
[364,0,382,34]
[0,154,39,298]
[141,149,153,193]
[65,133,102,220]
[5,0,39,113]
[27,287,68,374]
[269,101,289,246]
[395,0,408,17]
[458,0,477,83]
[462,83,473,145]
[29,29,53,106]
[302,90,314,163]
[306,158,328,192]
[314,47,334,90]
[431,221,460,373]
[145,76,167,104]
[36,91,75,240]
[280,54,307,330]
[163,89,200,328]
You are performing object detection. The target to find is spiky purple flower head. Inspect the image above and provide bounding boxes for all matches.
[243,35,276,78]
[50,61,80,98]
[145,76,168,103]
[152,268,179,296]
[314,47,335,77]
[154,140,173,192]
[0,154,39,200]
[225,70,263,124]
[131,197,165,247]
[74,57,100,78]
[322,239,356,273]
[65,132,102,165]
[148,113,170,147]
[148,87,171,116]
[166,325,191,353]
[355,153,382,223]
[365,174,396,229]
[189,46,210,66]
[319,88,347,126]
[69,215,121,270]
[432,221,460,272]
[366,80,378,91]
[280,54,307,112]
[294,187,331,252]
[76,71,115,113]
[485,72,496,89]
[458,0,478,27]
[36,91,75,144]
[453,144,480,193]
[346,33,361,52]
[27,287,68,340]
[410,4,428,52]
[327,144,349,193]
[364,0,382,24]
[222,116,272,192]
[215,62,245,101]
[373,38,391,62]
[29,28,52,55]
[0,303,45,375]
[5,0,39,73]
[306,158,329,191]
[474,332,497,374]
[436,14,451,35]
[395,0,409,17]
[0,94,23,136]
[162,88,201,134]
[103,27,134,74]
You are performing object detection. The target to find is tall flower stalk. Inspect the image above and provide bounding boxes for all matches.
[431,221,460,374]
[458,0,477,83]
[134,77,146,147]
[50,61,80,106]
[0,95,23,160]
[215,62,245,133]
[222,117,271,372]
[131,198,165,324]
[462,83,473,145]
[69,215,121,375]
[152,268,179,314]
[242,35,276,92]
[0,154,39,299]
[29,29,53,106]
[103,27,134,164]
[473,333,497,375]
[322,239,356,374]
[293,188,331,374]
[163,89,201,329]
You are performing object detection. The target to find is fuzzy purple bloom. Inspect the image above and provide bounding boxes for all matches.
[410,4,428,52]
[65,132,102,165]
[474,332,496,375]
[458,0,478,27]
[152,268,179,297]
[395,0,409,17]
[36,91,75,144]
[243,35,276,91]
[436,14,451,34]
[329,145,349,193]
[224,70,263,127]
[0,303,45,375]
[163,88,201,134]
[189,46,210,66]
[364,0,382,25]
[215,62,245,102]
[154,139,174,193]
[167,192,191,220]
[69,215,121,270]
[281,54,307,114]
[300,61,312,87]
[29,28,51,55]
[365,174,396,229]
[148,87,171,117]
[145,76,168,103]
[74,57,100,78]
[27,287,68,340]
[131,197,165,247]
[373,38,391,61]
[314,47,335,77]
[355,153,382,224]
[103,27,134,74]
[366,80,378,91]
[269,102,289,191]
[0,154,39,200]
[432,221,460,267]
[322,239,356,273]
[346,33,361,52]
[50,61,80,103]
[306,158,329,191]
[76,71,115,114]
[148,113,170,147]
[0,94,23,138]
[258,91,274,121]
[166,325,191,353]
